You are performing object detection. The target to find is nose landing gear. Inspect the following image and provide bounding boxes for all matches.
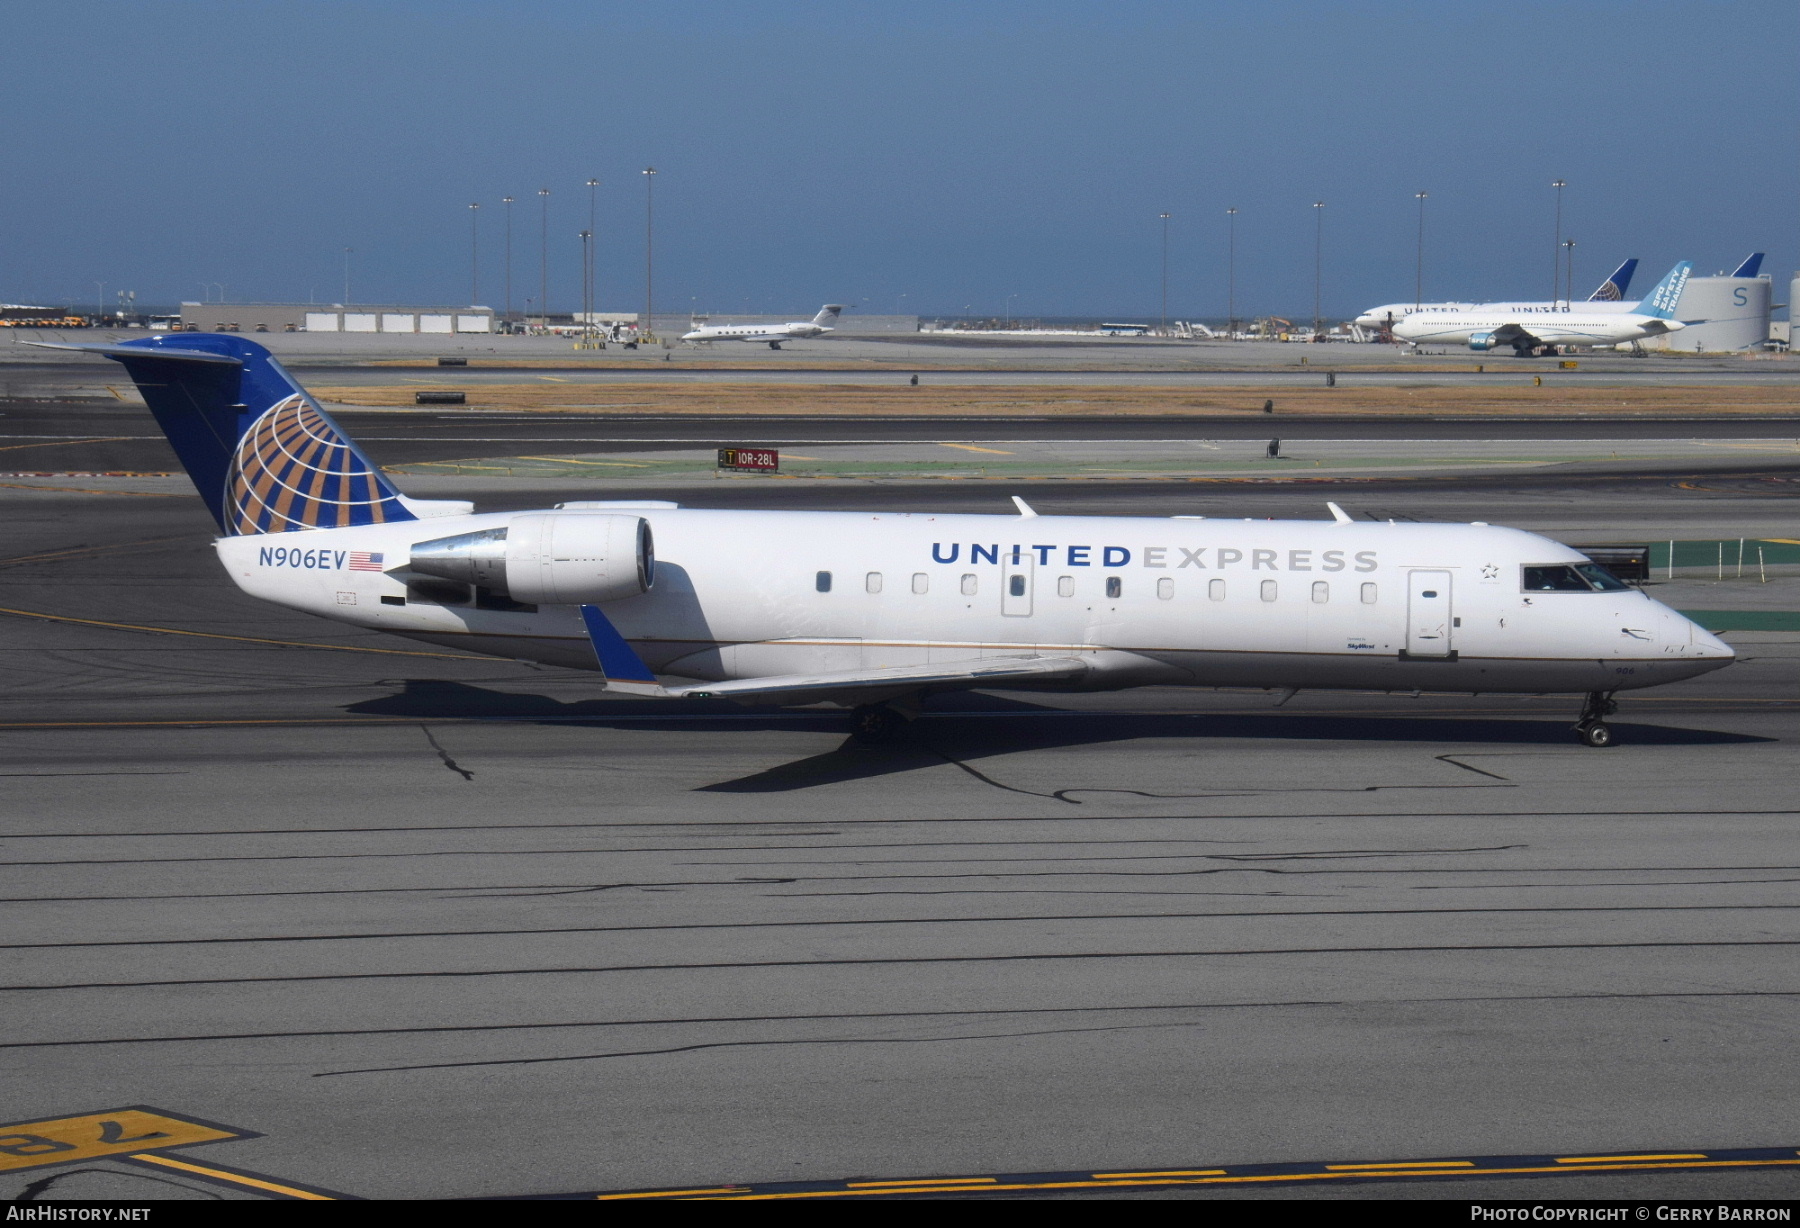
[1574,691,1618,747]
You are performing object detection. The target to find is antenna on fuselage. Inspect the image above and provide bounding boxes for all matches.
[1326,501,1352,524]
[1011,496,1038,518]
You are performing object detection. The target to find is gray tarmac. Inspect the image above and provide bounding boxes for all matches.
[1,455,1797,1201]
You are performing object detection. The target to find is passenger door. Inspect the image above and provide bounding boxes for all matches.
[1406,570,1454,657]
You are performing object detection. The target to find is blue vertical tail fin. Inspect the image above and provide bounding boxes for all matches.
[1730,252,1764,278]
[28,334,414,536]
[1586,258,1638,301]
[1636,261,1692,320]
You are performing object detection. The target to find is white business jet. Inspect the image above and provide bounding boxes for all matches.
[1392,262,1692,357]
[681,304,843,349]
[1354,259,1641,330]
[34,335,1734,747]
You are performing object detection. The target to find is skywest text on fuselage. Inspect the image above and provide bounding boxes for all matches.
[930,543,1379,571]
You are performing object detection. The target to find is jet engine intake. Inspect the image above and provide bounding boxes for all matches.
[409,513,653,604]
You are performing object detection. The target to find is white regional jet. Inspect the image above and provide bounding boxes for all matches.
[1354,259,1640,330]
[36,335,1734,747]
[1392,261,1692,357]
[681,304,844,349]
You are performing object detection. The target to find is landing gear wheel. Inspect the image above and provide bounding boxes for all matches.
[849,704,909,746]
[1573,691,1618,747]
[1574,721,1613,748]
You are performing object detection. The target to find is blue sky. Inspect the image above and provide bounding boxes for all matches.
[2,1,1794,318]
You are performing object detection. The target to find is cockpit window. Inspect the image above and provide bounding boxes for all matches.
[1574,563,1630,591]
[1523,564,1604,592]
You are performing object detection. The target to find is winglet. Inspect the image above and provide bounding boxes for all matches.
[1011,496,1038,518]
[1326,501,1352,524]
[578,604,666,693]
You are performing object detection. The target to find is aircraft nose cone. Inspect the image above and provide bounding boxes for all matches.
[1690,621,1735,661]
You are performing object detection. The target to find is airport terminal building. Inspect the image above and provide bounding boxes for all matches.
[177,302,494,334]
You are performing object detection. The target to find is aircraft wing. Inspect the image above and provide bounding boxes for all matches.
[580,604,1088,704]
[1485,322,1533,344]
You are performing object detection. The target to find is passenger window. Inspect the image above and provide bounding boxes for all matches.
[1522,565,1593,592]
[961,573,978,596]
[1361,582,1377,604]
[1105,576,1122,599]
[912,572,928,594]
[1057,575,1074,597]
[815,570,832,593]
[1311,581,1329,604]
[1260,579,1277,602]
[1008,574,1026,597]
[1156,577,1174,600]
[866,572,882,594]
[1209,579,1225,601]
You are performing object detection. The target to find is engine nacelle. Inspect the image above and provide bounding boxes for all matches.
[1467,331,1496,352]
[409,513,653,605]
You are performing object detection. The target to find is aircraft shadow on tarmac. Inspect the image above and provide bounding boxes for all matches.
[346,680,1766,795]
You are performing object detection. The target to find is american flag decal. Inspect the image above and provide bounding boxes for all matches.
[348,551,385,572]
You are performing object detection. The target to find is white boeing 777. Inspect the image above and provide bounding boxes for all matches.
[1354,259,1641,330]
[681,305,843,349]
[1392,262,1692,356]
[35,335,1734,746]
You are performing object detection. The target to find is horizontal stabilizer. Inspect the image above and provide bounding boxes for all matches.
[27,340,240,365]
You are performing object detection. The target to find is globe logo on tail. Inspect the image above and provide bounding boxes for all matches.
[225,394,409,535]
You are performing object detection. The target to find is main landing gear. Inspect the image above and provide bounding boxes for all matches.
[1574,691,1618,747]
[849,703,912,746]
[768,341,782,350]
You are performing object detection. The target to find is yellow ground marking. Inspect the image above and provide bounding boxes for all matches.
[1326,1160,1474,1170]
[515,456,651,467]
[0,481,184,497]
[537,376,570,382]
[0,605,485,659]
[106,386,126,401]
[126,1153,335,1200]
[0,1108,244,1174]
[1764,538,1800,546]
[0,437,127,453]
[1092,1169,1227,1179]
[1555,1153,1706,1164]
[678,1158,1800,1199]
[939,443,1015,455]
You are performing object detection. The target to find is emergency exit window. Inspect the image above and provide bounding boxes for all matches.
[866,572,882,594]
[1157,577,1174,600]
[1361,582,1378,604]
[1057,575,1074,597]
[1312,581,1329,604]
[1209,579,1226,601]
[1260,580,1278,602]
[961,574,978,596]
[912,573,928,594]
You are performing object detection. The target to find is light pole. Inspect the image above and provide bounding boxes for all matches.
[642,167,657,342]
[585,178,599,338]
[502,196,514,324]
[1414,191,1428,310]
[579,229,593,337]
[1225,207,1238,337]
[468,202,480,305]
[342,249,352,306]
[95,282,104,322]
[1159,211,1172,329]
[1562,239,1576,309]
[537,188,550,328]
[1312,200,1325,337]
[1551,178,1566,304]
